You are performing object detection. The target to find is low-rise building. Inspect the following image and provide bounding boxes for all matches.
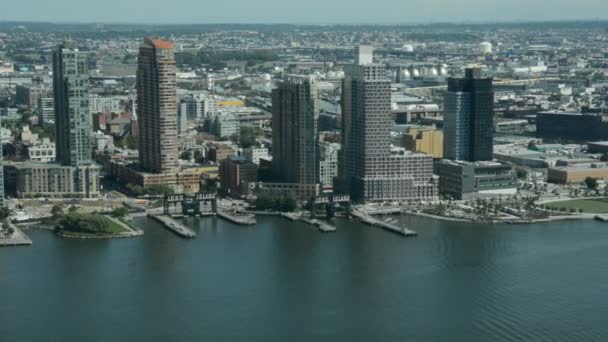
[27,141,56,162]
[10,163,100,198]
[435,160,518,200]
[219,156,258,196]
[547,163,608,184]
[242,146,270,165]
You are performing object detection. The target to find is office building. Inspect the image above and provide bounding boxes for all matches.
[339,48,438,202]
[435,160,517,200]
[137,37,179,174]
[271,75,318,185]
[443,68,494,162]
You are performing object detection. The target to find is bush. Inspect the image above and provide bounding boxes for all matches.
[111,207,129,218]
[0,207,11,219]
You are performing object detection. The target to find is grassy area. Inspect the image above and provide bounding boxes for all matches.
[56,213,128,236]
[546,199,608,213]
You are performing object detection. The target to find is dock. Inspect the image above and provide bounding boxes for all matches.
[280,212,336,232]
[217,211,256,225]
[149,214,196,238]
[301,218,337,233]
[352,210,417,237]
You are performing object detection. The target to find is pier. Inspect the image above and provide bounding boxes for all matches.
[280,212,337,232]
[217,211,256,225]
[149,214,197,238]
[352,210,417,237]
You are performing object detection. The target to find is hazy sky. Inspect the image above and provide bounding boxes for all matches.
[3,0,608,24]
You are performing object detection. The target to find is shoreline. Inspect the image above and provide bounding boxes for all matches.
[405,210,598,225]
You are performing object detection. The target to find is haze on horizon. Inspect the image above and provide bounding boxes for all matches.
[3,0,608,25]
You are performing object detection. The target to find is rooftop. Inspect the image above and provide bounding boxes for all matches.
[144,37,174,49]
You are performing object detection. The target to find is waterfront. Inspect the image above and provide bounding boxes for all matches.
[2,215,608,341]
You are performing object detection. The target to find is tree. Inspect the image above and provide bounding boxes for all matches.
[145,184,174,196]
[127,183,144,197]
[125,135,138,150]
[180,151,192,160]
[51,204,64,217]
[515,167,528,180]
[254,194,276,211]
[278,195,298,212]
[585,177,598,190]
[0,207,11,220]
[111,207,129,218]
[239,126,260,148]
[68,205,79,213]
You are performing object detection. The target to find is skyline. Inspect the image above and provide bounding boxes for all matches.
[3,0,608,25]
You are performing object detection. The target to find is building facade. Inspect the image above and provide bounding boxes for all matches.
[137,37,179,174]
[403,128,444,159]
[53,41,93,167]
[219,156,258,196]
[435,160,517,200]
[536,111,608,142]
[271,75,318,185]
[443,68,494,162]
[318,141,340,192]
[339,51,438,202]
[12,163,100,199]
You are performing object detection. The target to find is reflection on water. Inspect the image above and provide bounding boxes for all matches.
[1,215,608,341]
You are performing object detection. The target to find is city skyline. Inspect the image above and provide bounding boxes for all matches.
[3,0,608,24]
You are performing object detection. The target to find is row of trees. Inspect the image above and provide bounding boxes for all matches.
[253,194,298,212]
[126,183,174,197]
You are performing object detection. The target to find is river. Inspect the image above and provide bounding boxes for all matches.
[1,215,608,341]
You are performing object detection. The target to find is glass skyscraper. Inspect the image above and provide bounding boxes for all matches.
[443,68,494,162]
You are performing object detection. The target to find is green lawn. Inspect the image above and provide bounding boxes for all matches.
[546,199,608,213]
[103,217,128,234]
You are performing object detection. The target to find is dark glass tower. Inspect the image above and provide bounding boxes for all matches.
[443,68,494,162]
[271,75,319,185]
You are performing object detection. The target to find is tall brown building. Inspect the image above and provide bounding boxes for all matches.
[136,37,178,174]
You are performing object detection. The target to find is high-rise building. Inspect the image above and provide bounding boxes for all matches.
[0,117,4,207]
[355,45,373,65]
[271,75,318,185]
[52,41,93,167]
[50,41,100,199]
[338,46,438,202]
[443,68,494,162]
[319,141,340,191]
[136,37,179,174]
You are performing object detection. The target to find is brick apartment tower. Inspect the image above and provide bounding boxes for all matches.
[136,38,178,174]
